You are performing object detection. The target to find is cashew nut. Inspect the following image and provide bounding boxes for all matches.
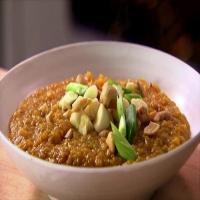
[100,82,117,107]
[131,99,148,111]
[137,80,149,96]
[106,132,115,153]
[153,110,171,122]
[131,98,149,123]
[144,121,160,135]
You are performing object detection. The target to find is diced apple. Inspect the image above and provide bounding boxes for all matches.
[70,112,82,129]
[84,85,98,99]
[59,91,78,110]
[78,114,93,135]
[94,103,110,132]
[100,82,117,107]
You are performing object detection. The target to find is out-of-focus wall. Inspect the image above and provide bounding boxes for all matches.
[1,0,106,69]
[2,0,71,68]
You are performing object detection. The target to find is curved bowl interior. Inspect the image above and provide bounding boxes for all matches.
[0,42,200,200]
[1,42,200,136]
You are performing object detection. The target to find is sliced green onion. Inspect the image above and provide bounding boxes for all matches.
[111,122,137,160]
[124,93,142,102]
[66,82,88,96]
[113,84,123,96]
[117,95,124,120]
[113,83,125,120]
[119,114,126,137]
[125,104,137,144]
[123,88,132,94]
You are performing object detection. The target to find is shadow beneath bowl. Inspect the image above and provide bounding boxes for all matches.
[152,174,194,200]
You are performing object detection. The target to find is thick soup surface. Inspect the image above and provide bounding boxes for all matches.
[8,72,190,167]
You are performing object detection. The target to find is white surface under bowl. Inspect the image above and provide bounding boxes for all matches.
[0,42,200,200]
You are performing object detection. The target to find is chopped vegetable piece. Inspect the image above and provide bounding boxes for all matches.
[94,103,110,132]
[125,104,137,144]
[78,114,93,135]
[124,93,142,102]
[113,83,126,120]
[119,114,126,137]
[70,112,82,129]
[70,112,93,135]
[84,85,98,99]
[111,122,137,160]
[59,91,78,110]
[117,95,124,119]
[66,82,88,96]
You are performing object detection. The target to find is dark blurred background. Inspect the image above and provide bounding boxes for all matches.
[0,0,199,72]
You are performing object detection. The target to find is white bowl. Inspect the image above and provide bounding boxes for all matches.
[0,42,200,200]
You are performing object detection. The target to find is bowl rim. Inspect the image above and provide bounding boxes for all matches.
[0,41,200,173]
